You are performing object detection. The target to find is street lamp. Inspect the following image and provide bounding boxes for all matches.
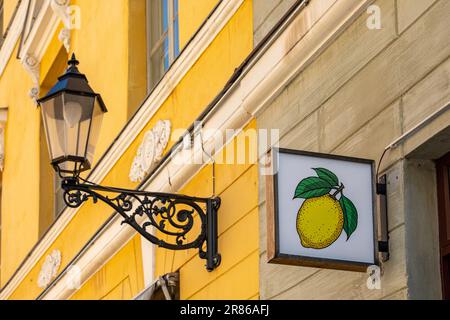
[37,54,221,271]
[38,54,107,176]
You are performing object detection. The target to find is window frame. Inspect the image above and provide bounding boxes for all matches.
[23,0,45,43]
[146,0,180,92]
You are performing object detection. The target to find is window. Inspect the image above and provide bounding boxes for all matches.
[147,0,180,91]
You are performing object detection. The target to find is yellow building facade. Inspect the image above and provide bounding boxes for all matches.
[0,0,258,300]
[1,0,450,300]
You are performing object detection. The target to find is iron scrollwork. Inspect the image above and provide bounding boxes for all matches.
[62,178,221,271]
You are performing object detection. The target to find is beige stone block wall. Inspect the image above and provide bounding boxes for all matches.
[257,0,448,299]
[253,0,299,45]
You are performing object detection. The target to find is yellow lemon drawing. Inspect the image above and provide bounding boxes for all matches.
[296,194,344,249]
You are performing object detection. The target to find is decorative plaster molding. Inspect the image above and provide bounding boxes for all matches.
[50,0,72,52]
[129,120,171,182]
[17,0,57,102]
[22,54,41,101]
[37,250,62,289]
[58,27,71,52]
[14,0,73,102]
[50,0,71,26]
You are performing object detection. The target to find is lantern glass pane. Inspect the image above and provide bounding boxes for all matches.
[40,94,65,161]
[86,97,104,166]
[62,93,95,161]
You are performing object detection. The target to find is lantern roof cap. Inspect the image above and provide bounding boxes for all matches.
[37,53,107,112]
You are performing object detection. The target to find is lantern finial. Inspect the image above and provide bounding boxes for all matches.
[67,53,80,74]
[69,53,79,66]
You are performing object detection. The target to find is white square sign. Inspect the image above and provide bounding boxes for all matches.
[267,149,378,271]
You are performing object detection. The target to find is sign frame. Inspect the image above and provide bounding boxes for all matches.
[266,148,380,272]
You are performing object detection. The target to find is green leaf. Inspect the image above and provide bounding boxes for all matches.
[294,177,331,199]
[340,195,358,240]
[313,168,339,187]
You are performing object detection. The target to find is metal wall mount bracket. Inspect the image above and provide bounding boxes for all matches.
[376,175,390,262]
[61,177,221,271]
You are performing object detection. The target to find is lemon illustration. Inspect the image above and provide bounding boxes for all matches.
[293,168,358,250]
[296,195,344,249]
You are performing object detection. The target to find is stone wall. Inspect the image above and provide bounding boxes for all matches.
[253,0,297,45]
[256,0,448,299]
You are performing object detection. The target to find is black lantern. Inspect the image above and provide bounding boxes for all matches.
[36,54,221,272]
[37,53,107,176]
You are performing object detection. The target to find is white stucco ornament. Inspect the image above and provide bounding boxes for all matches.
[50,0,72,52]
[129,120,171,182]
[37,250,62,289]
[22,55,40,102]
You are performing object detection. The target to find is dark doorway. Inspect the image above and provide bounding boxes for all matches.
[437,152,450,299]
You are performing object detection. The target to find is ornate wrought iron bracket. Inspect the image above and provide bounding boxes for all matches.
[61,177,221,271]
